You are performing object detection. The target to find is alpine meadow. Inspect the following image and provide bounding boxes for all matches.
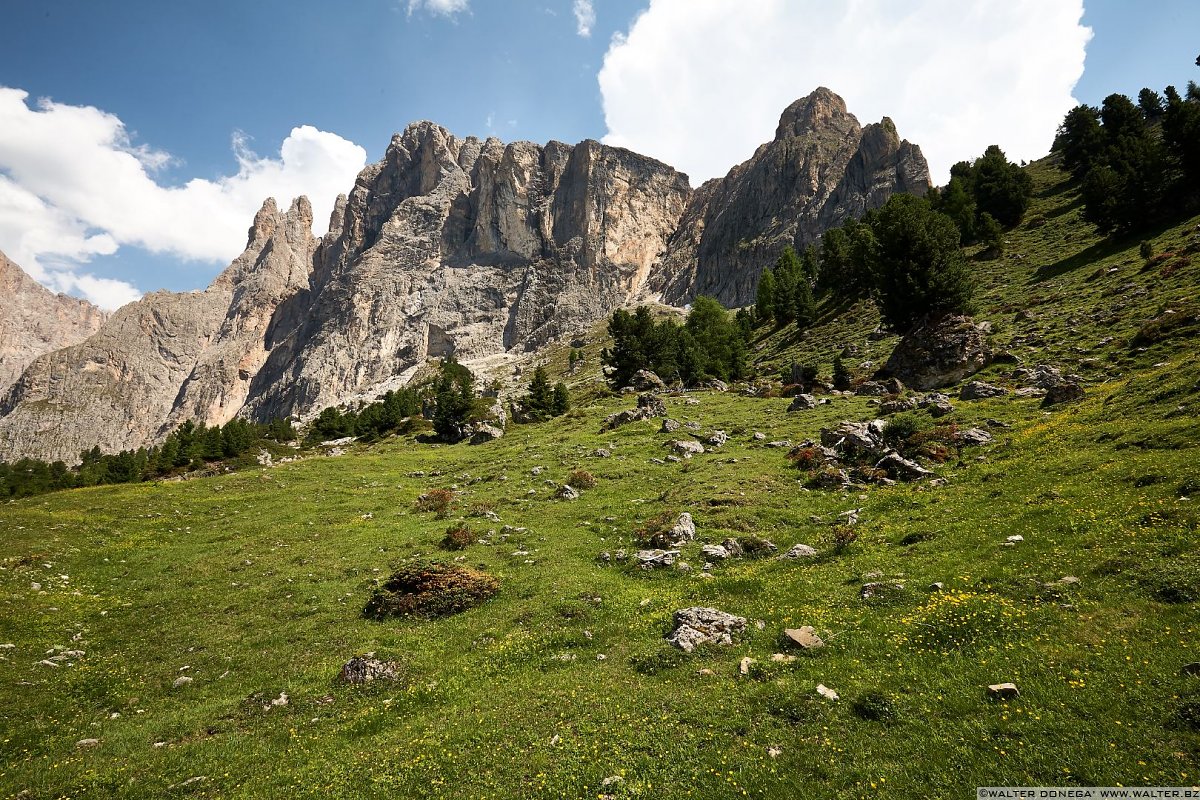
[1,4,1200,799]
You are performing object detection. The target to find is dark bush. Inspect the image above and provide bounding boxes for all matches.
[829,524,859,553]
[363,561,499,619]
[852,692,898,723]
[883,412,931,449]
[567,469,597,490]
[415,489,455,518]
[440,524,475,551]
[737,535,777,558]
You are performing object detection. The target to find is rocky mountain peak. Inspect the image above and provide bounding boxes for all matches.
[653,89,930,307]
[774,86,855,140]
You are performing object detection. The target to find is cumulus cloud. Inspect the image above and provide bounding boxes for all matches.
[598,0,1091,185]
[573,0,595,37]
[407,0,469,17]
[0,87,366,310]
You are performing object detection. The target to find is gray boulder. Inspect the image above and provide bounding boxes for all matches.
[960,380,1007,400]
[959,428,993,446]
[821,420,888,459]
[1042,383,1085,407]
[468,424,504,445]
[635,549,679,569]
[649,513,696,548]
[874,452,934,481]
[779,543,819,559]
[666,440,705,458]
[631,369,667,392]
[788,394,818,411]
[666,607,747,652]
[879,314,993,390]
[339,654,401,684]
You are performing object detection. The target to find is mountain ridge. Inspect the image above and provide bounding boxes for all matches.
[0,88,929,462]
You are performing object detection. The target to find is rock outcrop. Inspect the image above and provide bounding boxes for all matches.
[877,314,994,390]
[0,252,107,396]
[651,87,930,307]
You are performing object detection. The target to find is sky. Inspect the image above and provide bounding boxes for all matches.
[0,0,1196,310]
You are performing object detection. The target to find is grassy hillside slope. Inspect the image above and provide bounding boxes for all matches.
[1,161,1198,799]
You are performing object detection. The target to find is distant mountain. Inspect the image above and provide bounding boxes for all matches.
[0,251,107,397]
[0,88,929,462]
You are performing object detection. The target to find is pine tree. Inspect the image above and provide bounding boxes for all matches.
[868,194,974,332]
[794,275,816,332]
[755,268,776,322]
[551,383,570,416]
[832,356,852,391]
[1138,88,1165,118]
[771,246,803,324]
[433,356,476,442]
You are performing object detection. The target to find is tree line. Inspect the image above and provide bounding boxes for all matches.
[0,417,296,500]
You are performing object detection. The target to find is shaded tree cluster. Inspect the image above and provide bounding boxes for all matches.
[516,365,569,422]
[755,246,817,329]
[1054,72,1200,232]
[602,297,748,389]
[309,388,421,442]
[928,145,1033,246]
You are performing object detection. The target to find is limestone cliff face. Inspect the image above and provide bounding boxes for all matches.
[0,252,107,396]
[651,87,930,307]
[0,199,314,463]
[0,89,930,461]
[243,124,690,420]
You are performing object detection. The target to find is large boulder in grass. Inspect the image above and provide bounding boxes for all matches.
[878,314,993,390]
[363,561,499,618]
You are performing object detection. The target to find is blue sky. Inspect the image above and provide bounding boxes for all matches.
[1,0,1197,308]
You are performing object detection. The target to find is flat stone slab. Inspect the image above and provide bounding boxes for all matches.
[783,626,825,650]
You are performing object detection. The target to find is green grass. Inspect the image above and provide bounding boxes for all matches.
[2,161,1199,798]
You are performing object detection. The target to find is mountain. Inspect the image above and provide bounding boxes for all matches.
[652,87,930,306]
[0,251,107,396]
[241,123,691,421]
[0,199,314,463]
[0,89,928,462]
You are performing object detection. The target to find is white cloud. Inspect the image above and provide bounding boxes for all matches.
[407,0,469,17]
[0,87,366,310]
[573,0,595,37]
[598,0,1092,185]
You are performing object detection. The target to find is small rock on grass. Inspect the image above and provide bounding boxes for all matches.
[987,682,1020,700]
[784,626,825,650]
[779,543,818,559]
[816,684,839,701]
[76,738,100,748]
[172,676,193,689]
